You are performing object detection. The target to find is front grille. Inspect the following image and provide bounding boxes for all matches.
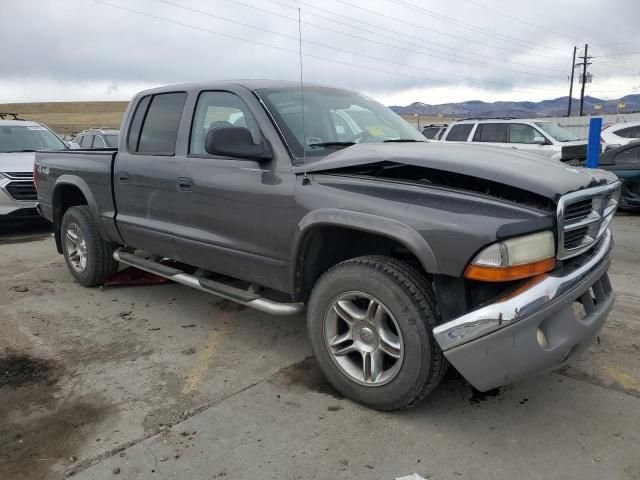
[5,181,37,201]
[564,198,592,223]
[564,226,590,250]
[557,183,621,260]
[560,144,587,161]
[3,172,34,180]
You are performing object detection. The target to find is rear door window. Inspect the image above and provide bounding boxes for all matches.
[445,124,473,141]
[136,92,187,155]
[473,123,508,143]
[127,95,151,152]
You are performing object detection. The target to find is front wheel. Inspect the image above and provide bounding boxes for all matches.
[61,205,119,287]
[307,256,446,410]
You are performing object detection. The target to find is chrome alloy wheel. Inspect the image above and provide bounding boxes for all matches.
[64,222,88,273]
[323,291,404,386]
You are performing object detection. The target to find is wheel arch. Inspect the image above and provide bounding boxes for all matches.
[290,209,439,301]
[52,176,104,253]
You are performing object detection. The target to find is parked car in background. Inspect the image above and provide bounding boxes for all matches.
[0,115,67,220]
[441,119,588,164]
[421,123,448,140]
[71,128,120,149]
[600,121,640,148]
[35,80,620,410]
[598,141,640,209]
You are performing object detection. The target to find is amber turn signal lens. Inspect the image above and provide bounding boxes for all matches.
[464,257,555,282]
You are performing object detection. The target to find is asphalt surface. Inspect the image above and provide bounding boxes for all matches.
[1,216,639,480]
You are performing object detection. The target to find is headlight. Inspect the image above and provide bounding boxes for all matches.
[465,230,556,282]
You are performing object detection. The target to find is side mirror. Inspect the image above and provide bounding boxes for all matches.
[68,141,81,149]
[533,136,547,145]
[205,127,272,161]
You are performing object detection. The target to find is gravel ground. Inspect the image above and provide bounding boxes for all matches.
[1,215,638,480]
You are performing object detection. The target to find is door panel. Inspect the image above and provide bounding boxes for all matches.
[172,90,297,291]
[174,159,296,291]
[113,92,187,258]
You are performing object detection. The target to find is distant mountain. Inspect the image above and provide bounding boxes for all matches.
[389,94,640,118]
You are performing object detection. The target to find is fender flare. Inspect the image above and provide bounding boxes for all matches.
[290,208,440,296]
[52,176,107,250]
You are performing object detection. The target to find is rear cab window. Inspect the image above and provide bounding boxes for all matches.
[444,124,474,142]
[127,92,187,155]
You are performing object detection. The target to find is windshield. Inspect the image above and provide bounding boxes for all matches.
[257,86,425,162]
[0,125,67,153]
[104,134,119,148]
[535,122,578,142]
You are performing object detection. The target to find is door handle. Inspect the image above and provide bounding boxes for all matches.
[177,177,194,192]
[118,171,130,183]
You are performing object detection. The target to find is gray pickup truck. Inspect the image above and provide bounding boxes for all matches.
[35,80,620,410]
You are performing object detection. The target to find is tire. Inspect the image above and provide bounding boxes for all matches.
[307,255,447,411]
[60,205,119,287]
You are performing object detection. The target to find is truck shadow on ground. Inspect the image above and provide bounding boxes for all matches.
[0,219,52,244]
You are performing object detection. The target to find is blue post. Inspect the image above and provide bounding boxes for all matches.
[586,117,602,168]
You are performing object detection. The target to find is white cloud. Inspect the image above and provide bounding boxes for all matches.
[0,0,638,105]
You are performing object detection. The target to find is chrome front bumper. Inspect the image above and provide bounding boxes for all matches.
[433,229,614,391]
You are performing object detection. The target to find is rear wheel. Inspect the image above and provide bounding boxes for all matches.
[307,255,446,410]
[61,205,118,287]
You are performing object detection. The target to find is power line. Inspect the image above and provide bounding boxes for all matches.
[232,0,562,74]
[186,0,562,78]
[382,0,566,55]
[460,0,587,44]
[153,0,562,86]
[326,0,563,60]
[92,0,567,95]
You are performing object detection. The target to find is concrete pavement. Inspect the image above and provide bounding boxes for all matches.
[1,216,639,480]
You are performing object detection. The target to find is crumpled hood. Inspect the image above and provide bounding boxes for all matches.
[0,152,36,174]
[297,142,617,200]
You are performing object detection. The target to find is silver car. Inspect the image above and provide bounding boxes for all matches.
[0,118,67,219]
[71,128,120,149]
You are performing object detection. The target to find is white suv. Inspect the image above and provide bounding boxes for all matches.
[0,117,67,220]
[441,119,589,163]
[600,121,640,147]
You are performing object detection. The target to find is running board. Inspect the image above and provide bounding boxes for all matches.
[113,249,305,316]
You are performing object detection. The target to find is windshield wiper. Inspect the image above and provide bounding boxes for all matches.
[383,139,425,143]
[4,149,37,153]
[308,142,356,149]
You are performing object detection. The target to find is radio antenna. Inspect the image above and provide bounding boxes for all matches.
[298,7,309,182]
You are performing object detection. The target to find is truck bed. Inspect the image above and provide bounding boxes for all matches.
[35,149,119,240]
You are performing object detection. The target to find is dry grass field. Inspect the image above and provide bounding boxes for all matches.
[0,101,128,136]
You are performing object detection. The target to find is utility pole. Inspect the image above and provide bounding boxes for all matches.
[578,44,592,116]
[567,46,577,116]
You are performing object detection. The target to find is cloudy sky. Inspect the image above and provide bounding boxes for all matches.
[1,0,639,106]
